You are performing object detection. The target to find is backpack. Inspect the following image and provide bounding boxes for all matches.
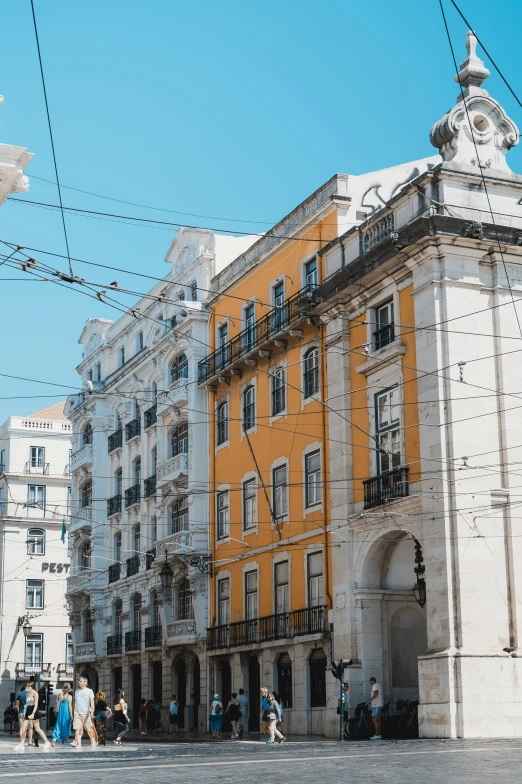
[214,702,222,714]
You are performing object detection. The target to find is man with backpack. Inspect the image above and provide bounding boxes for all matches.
[209,693,223,739]
[168,695,179,735]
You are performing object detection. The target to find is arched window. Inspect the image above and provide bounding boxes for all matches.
[83,422,93,446]
[81,479,92,509]
[243,386,255,432]
[27,528,45,555]
[170,497,188,534]
[79,540,91,572]
[133,456,141,486]
[216,401,228,445]
[277,653,293,708]
[172,422,188,456]
[84,607,94,643]
[303,347,319,399]
[309,649,327,707]
[170,353,188,384]
[133,594,142,632]
[114,599,122,636]
[178,577,194,621]
[153,593,161,628]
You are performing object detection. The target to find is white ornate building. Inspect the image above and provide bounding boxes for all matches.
[65,228,255,731]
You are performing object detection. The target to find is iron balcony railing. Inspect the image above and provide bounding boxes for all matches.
[107,494,122,516]
[15,662,52,677]
[363,466,409,509]
[126,554,140,577]
[198,283,319,384]
[107,634,122,655]
[146,549,156,570]
[57,662,74,678]
[125,418,141,441]
[207,605,327,651]
[144,474,156,498]
[108,429,123,453]
[125,630,141,652]
[108,562,121,584]
[25,462,50,475]
[144,625,163,648]
[373,323,395,350]
[124,484,140,508]
[144,404,157,428]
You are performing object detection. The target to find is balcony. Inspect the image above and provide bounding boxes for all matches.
[124,484,140,508]
[72,505,93,525]
[146,549,156,570]
[107,494,122,517]
[363,466,409,509]
[108,429,123,453]
[144,625,163,648]
[15,662,52,678]
[163,377,189,409]
[125,630,141,652]
[144,474,157,498]
[67,571,93,594]
[156,530,192,558]
[75,642,96,660]
[167,619,197,643]
[57,662,74,679]
[107,634,122,656]
[198,283,319,385]
[24,461,50,475]
[70,443,93,471]
[125,418,141,441]
[126,554,140,577]
[206,605,327,651]
[108,562,121,584]
[156,454,188,486]
[144,404,157,429]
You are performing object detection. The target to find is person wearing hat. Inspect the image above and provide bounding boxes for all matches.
[209,693,223,739]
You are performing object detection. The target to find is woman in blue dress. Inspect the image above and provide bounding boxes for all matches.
[51,683,73,746]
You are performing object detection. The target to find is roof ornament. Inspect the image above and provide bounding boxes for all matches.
[454,30,490,91]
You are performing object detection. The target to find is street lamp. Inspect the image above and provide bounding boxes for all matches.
[159,554,173,591]
[413,578,426,608]
[22,619,33,638]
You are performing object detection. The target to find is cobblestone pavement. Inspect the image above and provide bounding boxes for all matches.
[0,735,520,783]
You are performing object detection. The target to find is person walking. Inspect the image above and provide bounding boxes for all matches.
[51,683,73,747]
[209,693,223,739]
[139,699,147,734]
[146,699,156,734]
[338,682,349,739]
[71,676,96,749]
[13,682,50,750]
[260,687,270,736]
[366,677,383,740]
[168,695,179,735]
[265,692,285,745]
[273,691,284,739]
[94,690,112,746]
[15,684,35,747]
[113,689,130,747]
[224,693,241,739]
[236,688,248,738]
[154,699,164,732]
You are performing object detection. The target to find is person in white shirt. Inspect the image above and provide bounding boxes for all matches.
[366,677,383,740]
[168,694,179,735]
[71,677,96,748]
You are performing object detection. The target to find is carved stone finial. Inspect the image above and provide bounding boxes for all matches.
[454,31,490,90]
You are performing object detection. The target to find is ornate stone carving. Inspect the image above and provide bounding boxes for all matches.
[90,607,105,621]
[463,221,483,240]
[189,577,207,596]
[69,613,82,628]
[76,642,96,658]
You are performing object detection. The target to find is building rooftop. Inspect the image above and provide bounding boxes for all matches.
[26,401,68,421]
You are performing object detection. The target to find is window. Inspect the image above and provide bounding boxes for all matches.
[138,330,144,350]
[133,456,141,486]
[79,540,91,572]
[133,595,142,632]
[66,633,73,667]
[96,362,102,382]
[83,422,93,446]
[375,387,401,475]
[88,368,93,382]
[303,348,319,399]
[115,467,122,496]
[191,282,198,301]
[135,400,141,420]
[26,579,44,609]
[218,578,230,626]
[170,353,188,383]
[273,465,288,520]
[178,577,194,620]
[217,491,229,539]
[244,304,255,350]
[243,478,257,530]
[307,552,324,607]
[271,368,286,415]
[305,451,321,507]
[245,570,258,620]
[25,633,43,665]
[177,290,184,301]
[172,422,188,456]
[115,600,123,636]
[309,650,327,707]
[304,257,318,289]
[153,593,161,627]
[170,316,177,330]
[277,653,293,709]
[243,386,255,432]
[272,281,286,332]
[374,300,395,350]
[151,446,157,474]
[134,524,141,555]
[217,323,229,369]
[28,485,45,517]
[114,531,122,562]
[27,528,45,555]
[274,561,289,614]
[151,515,157,543]
[29,446,45,474]
[80,479,92,508]
[216,401,229,445]
[171,497,188,534]
[0,449,5,472]
[120,346,125,366]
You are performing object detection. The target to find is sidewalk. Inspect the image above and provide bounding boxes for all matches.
[122,729,336,744]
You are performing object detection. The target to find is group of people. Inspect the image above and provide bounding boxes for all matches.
[209,687,285,744]
[138,697,168,735]
[339,677,384,741]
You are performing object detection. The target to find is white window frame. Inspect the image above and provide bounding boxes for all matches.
[28,485,45,518]
[25,633,43,665]
[27,527,45,556]
[306,550,324,608]
[272,463,288,522]
[214,394,230,453]
[29,446,45,474]
[218,576,230,626]
[270,362,287,423]
[242,476,257,532]
[216,488,230,541]
[26,579,45,609]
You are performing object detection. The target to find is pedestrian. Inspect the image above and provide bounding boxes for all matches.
[71,676,96,749]
[265,692,285,745]
[154,699,164,732]
[168,695,179,735]
[13,682,50,750]
[51,683,73,747]
[209,693,223,739]
[94,690,112,746]
[224,692,241,739]
[15,683,35,747]
[236,688,248,738]
[146,699,156,734]
[366,677,382,740]
[113,689,130,747]
[339,682,349,739]
[260,687,270,735]
[272,691,284,739]
[139,698,147,734]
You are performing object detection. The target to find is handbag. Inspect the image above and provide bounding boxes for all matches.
[262,709,270,722]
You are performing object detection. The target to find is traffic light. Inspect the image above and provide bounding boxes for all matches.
[48,683,54,696]
[38,686,47,709]
[331,659,353,680]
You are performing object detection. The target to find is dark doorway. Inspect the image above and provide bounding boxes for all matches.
[113,666,122,700]
[309,649,327,707]
[193,657,201,729]
[247,655,260,731]
[219,660,232,732]
[175,658,186,729]
[152,660,162,702]
[131,664,142,728]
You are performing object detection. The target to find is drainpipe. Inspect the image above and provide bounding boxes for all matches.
[320,321,332,613]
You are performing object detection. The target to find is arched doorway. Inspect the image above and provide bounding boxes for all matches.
[174,658,186,729]
[246,655,260,732]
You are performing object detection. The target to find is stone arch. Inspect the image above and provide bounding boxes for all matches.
[355,526,421,590]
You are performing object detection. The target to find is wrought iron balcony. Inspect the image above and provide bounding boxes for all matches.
[124,483,140,508]
[144,404,157,428]
[108,429,123,453]
[126,554,140,577]
[146,549,156,570]
[108,562,121,584]
[125,630,141,652]
[373,323,395,350]
[144,474,156,498]
[198,283,320,384]
[144,625,163,648]
[206,605,327,651]
[107,494,122,516]
[125,418,141,441]
[363,466,409,509]
[57,662,74,678]
[107,634,122,655]
[24,461,50,475]
[15,662,52,677]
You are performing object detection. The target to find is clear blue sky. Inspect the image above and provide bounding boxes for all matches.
[1,0,521,419]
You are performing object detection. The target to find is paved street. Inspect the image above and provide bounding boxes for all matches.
[0,736,519,783]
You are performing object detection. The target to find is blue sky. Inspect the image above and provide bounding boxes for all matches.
[1,0,521,419]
